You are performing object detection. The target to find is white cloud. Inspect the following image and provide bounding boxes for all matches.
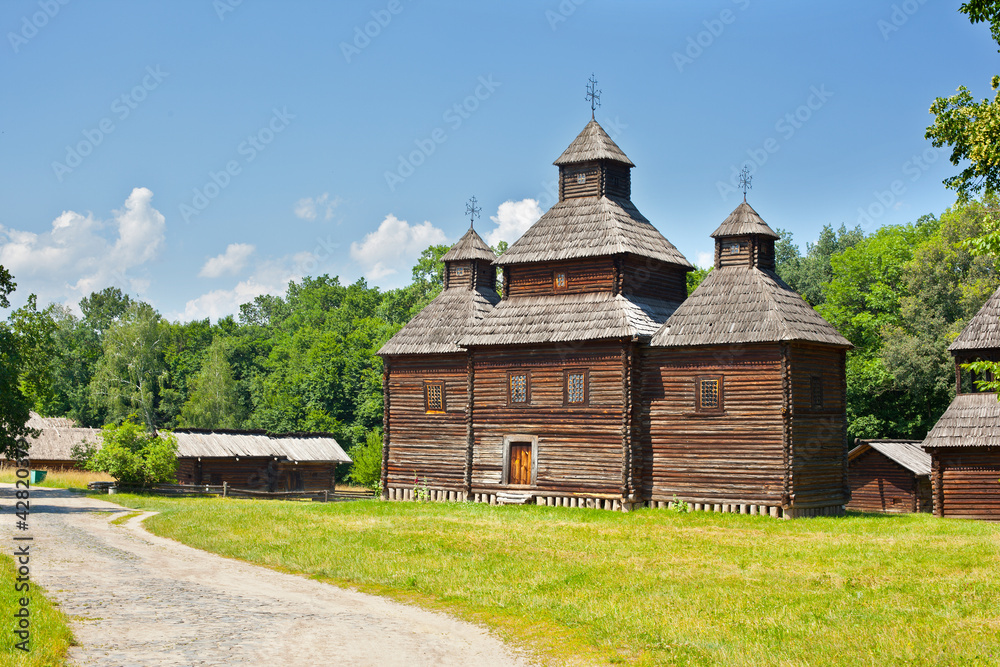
[484,198,542,248]
[176,255,307,321]
[696,251,714,269]
[199,243,255,278]
[294,193,341,221]
[0,186,165,303]
[350,214,447,281]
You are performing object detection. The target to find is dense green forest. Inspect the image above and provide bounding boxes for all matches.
[0,196,995,452]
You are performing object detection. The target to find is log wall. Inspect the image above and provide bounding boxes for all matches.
[469,342,626,497]
[384,354,470,492]
[620,255,688,303]
[641,344,787,505]
[177,457,336,491]
[789,344,849,509]
[847,448,926,513]
[930,447,1000,521]
[506,258,615,297]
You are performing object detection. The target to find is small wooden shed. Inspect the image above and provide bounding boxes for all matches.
[0,413,100,470]
[847,440,931,513]
[922,285,1000,521]
[173,429,352,492]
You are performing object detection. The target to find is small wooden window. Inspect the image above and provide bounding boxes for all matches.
[554,271,567,291]
[576,172,586,184]
[696,375,724,413]
[564,369,588,405]
[508,372,530,405]
[425,381,445,413]
[455,266,467,276]
[810,376,823,411]
[725,242,740,254]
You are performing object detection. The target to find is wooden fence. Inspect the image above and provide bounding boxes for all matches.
[89,481,375,502]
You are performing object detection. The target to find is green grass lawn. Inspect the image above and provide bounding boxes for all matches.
[105,495,1000,666]
[0,554,74,666]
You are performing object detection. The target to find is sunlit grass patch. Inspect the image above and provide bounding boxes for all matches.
[0,554,74,666]
[0,467,112,490]
[105,494,1000,666]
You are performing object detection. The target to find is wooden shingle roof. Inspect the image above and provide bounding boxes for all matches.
[949,284,1000,352]
[710,201,780,239]
[494,196,692,268]
[651,266,851,348]
[458,292,681,347]
[849,440,931,476]
[173,430,351,463]
[553,119,635,167]
[441,226,496,263]
[378,286,500,355]
[922,392,1000,449]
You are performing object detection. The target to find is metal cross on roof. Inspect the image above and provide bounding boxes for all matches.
[466,196,481,228]
[738,165,753,202]
[586,73,601,119]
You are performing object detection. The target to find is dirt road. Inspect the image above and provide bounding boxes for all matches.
[1,485,533,666]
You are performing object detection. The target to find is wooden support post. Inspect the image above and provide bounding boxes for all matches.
[381,359,391,499]
[222,482,228,498]
[464,351,475,499]
[780,343,793,510]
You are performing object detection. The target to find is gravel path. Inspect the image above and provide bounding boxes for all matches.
[1,485,533,666]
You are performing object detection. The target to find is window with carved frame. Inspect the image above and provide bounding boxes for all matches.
[424,381,445,413]
[564,369,588,405]
[696,375,724,413]
[507,371,530,406]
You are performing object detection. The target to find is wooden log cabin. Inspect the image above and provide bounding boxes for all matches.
[846,440,931,513]
[173,429,351,492]
[0,413,100,471]
[921,286,1000,521]
[377,117,852,517]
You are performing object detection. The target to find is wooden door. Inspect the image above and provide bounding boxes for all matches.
[509,443,532,485]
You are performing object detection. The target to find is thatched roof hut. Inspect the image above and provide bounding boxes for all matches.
[2,413,101,468]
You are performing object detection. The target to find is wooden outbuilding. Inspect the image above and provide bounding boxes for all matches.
[922,288,1000,520]
[377,116,851,517]
[847,440,931,513]
[0,413,100,470]
[173,429,351,492]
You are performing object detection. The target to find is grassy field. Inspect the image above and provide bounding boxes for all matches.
[105,495,999,666]
[0,555,74,666]
[0,468,111,490]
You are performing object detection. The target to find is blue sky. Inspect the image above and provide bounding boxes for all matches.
[0,0,995,321]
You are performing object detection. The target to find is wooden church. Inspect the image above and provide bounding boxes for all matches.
[921,285,1000,521]
[378,114,852,518]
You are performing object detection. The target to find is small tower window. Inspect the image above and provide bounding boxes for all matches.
[576,172,586,184]
[508,372,530,405]
[455,267,467,276]
[696,375,724,412]
[425,381,445,413]
[725,242,741,254]
[810,376,823,411]
[554,272,567,291]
